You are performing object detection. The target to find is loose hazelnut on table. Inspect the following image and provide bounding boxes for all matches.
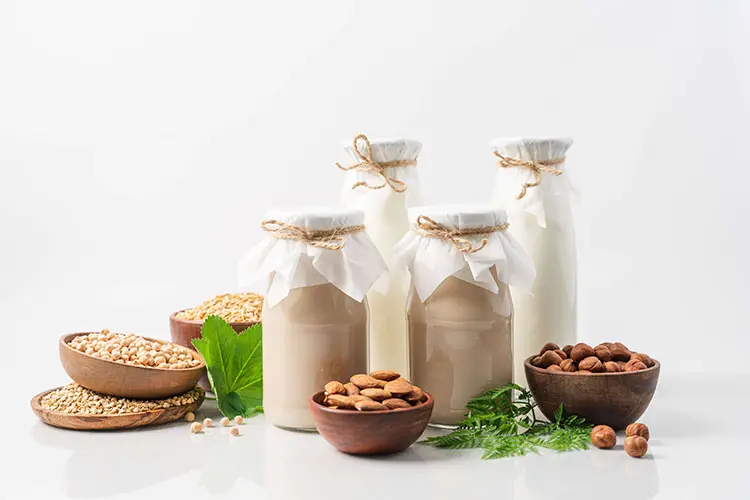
[579,356,603,373]
[184,412,195,422]
[230,427,240,437]
[234,416,244,425]
[626,423,650,441]
[203,418,213,428]
[591,425,616,449]
[221,417,231,427]
[190,422,203,433]
[560,359,577,372]
[570,343,595,362]
[624,436,648,458]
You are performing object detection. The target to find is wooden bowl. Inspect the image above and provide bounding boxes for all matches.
[31,386,204,430]
[169,311,258,391]
[309,391,434,455]
[524,356,660,430]
[60,333,205,400]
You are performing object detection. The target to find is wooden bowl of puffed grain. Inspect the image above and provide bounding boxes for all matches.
[60,333,205,400]
[169,293,263,390]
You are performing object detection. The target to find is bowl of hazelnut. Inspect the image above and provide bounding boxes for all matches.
[524,341,660,430]
[309,371,434,455]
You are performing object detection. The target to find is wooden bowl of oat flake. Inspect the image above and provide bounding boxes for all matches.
[170,293,262,390]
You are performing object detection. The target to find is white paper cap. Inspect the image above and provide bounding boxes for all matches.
[490,137,573,162]
[343,137,422,163]
[408,204,509,229]
[264,207,365,230]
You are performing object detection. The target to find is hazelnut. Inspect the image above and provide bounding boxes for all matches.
[594,345,612,362]
[531,356,544,367]
[624,435,648,458]
[539,342,560,355]
[625,423,650,441]
[610,342,631,362]
[539,350,563,368]
[591,425,616,449]
[624,359,647,372]
[630,353,655,368]
[602,361,621,373]
[579,356,603,372]
[575,370,592,375]
[560,359,577,372]
[554,349,568,360]
[616,361,628,370]
[547,364,562,372]
[570,343,595,362]
[562,345,574,357]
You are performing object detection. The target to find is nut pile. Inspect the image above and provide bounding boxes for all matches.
[531,341,655,374]
[68,330,201,369]
[40,384,203,415]
[321,370,428,411]
[591,422,650,458]
[176,292,263,323]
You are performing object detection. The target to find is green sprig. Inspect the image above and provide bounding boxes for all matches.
[421,384,592,459]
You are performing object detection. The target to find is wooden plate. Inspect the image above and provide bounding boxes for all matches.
[30,386,205,431]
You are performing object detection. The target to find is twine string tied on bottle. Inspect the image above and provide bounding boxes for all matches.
[413,215,509,254]
[493,151,565,199]
[336,134,417,193]
[260,219,365,251]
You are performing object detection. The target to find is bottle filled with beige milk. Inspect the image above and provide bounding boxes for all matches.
[337,134,422,376]
[238,207,387,430]
[394,205,535,427]
[490,138,576,384]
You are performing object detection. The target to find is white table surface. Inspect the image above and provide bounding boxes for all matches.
[4,372,747,500]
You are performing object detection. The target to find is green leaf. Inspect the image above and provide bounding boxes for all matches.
[192,315,263,419]
[553,403,564,424]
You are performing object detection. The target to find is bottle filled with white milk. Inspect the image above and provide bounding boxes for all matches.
[394,205,535,426]
[490,137,576,383]
[337,134,422,376]
[238,207,387,430]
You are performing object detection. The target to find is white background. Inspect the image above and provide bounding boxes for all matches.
[2,2,750,499]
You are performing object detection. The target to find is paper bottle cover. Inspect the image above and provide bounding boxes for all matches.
[393,204,536,302]
[491,137,573,228]
[238,207,388,308]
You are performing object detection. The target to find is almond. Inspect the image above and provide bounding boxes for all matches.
[570,343,595,362]
[383,398,412,410]
[360,388,392,401]
[539,342,560,355]
[343,382,360,396]
[324,381,346,396]
[405,386,425,404]
[384,379,413,396]
[370,370,400,381]
[349,395,372,403]
[579,356,603,372]
[355,400,387,411]
[350,374,383,389]
[325,394,355,409]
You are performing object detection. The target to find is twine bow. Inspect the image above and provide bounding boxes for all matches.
[494,151,565,199]
[261,219,365,251]
[336,134,417,193]
[414,215,509,254]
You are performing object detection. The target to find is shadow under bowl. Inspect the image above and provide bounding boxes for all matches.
[524,356,660,430]
[60,333,204,400]
[309,391,434,455]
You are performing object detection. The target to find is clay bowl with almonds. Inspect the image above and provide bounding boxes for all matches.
[309,371,434,455]
[524,342,660,430]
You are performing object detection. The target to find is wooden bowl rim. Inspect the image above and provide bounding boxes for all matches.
[169,310,260,328]
[31,386,205,418]
[524,355,660,376]
[61,333,206,372]
[310,390,434,416]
